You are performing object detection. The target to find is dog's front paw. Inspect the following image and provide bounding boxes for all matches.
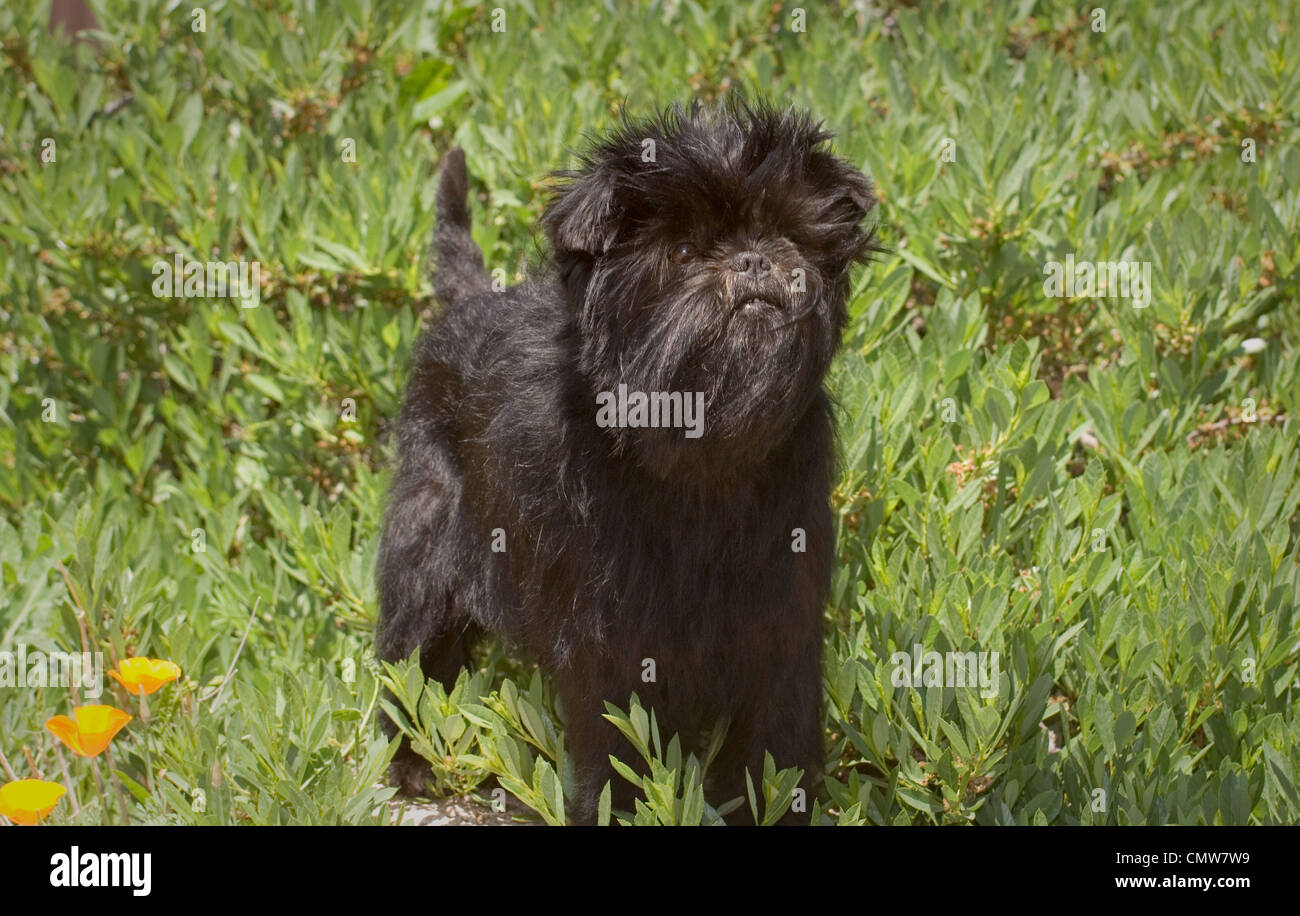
[388,752,434,797]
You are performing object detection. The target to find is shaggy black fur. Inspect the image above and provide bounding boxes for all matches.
[376,100,876,824]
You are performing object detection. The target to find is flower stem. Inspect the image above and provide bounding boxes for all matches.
[90,757,110,825]
[103,745,131,823]
[53,744,81,816]
[139,693,154,792]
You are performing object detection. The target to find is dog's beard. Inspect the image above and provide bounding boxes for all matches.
[577,249,840,478]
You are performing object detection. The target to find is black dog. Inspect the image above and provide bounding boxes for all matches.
[376,101,876,823]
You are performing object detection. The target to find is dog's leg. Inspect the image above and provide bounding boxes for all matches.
[552,663,647,825]
[707,618,824,825]
[707,498,834,825]
[375,436,479,795]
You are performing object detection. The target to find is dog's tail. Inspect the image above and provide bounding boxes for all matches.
[431,147,490,306]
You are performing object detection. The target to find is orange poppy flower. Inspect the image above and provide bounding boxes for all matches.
[108,657,182,696]
[45,705,132,757]
[0,779,67,825]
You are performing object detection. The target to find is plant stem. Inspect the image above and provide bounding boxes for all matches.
[0,746,17,780]
[90,757,110,825]
[103,745,131,823]
[53,744,81,816]
[140,692,154,792]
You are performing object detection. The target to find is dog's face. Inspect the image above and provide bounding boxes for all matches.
[543,102,877,477]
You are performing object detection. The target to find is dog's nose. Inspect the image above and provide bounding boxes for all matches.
[730,251,772,277]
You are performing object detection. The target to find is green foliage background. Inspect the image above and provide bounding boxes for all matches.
[1,0,1298,824]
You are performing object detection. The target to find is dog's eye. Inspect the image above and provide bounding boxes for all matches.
[669,243,697,264]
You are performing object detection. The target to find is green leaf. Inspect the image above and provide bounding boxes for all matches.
[382,319,401,351]
[176,92,204,157]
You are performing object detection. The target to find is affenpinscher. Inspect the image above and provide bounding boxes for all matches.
[376,100,876,823]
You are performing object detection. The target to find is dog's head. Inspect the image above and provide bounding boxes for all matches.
[543,100,877,477]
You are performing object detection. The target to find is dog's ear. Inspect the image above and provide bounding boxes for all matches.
[810,152,878,269]
[828,158,876,227]
[843,169,876,223]
[542,166,621,259]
